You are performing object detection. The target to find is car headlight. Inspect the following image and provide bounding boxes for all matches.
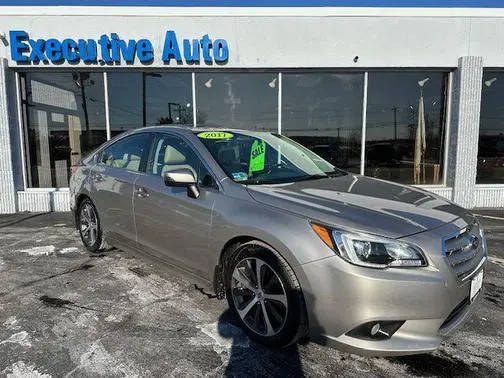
[311,223,427,268]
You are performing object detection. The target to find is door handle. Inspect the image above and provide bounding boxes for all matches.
[136,186,150,198]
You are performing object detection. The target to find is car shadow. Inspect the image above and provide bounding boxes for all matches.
[217,310,305,377]
[216,291,324,377]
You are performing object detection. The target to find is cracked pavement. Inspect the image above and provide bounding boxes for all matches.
[0,212,503,377]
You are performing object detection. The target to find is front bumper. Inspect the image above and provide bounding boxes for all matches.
[297,219,486,356]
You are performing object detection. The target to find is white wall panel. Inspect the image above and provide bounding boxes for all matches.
[17,191,51,212]
[0,15,490,68]
[474,186,504,208]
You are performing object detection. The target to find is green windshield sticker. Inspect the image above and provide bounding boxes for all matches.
[249,139,266,174]
[197,131,234,139]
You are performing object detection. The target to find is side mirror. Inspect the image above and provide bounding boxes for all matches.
[163,169,200,198]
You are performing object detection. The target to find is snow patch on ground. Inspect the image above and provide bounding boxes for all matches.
[3,361,51,378]
[3,316,20,330]
[17,246,55,256]
[58,247,79,254]
[192,322,249,354]
[168,359,203,377]
[52,312,98,339]
[104,314,123,323]
[69,341,141,377]
[0,331,32,348]
[489,255,504,267]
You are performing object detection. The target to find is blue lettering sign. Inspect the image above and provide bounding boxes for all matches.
[137,39,154,63]
[119,40,137,63]
[8,30,229,65]
[78,39,97,63]
[183,39,200,63]
[62,39,78,62]
[29,39,46,62]
[9,31,30,62]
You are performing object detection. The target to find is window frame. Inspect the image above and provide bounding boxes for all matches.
[98,131,153,174]
[18,70,108,190]
[475,69,504,186]
[363,70,451,187]
[17,68,453,191]
[145,131,220,190]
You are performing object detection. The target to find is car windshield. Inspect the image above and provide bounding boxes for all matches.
[196,130,347,185]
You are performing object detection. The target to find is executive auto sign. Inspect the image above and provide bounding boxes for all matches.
[9,30,229,65]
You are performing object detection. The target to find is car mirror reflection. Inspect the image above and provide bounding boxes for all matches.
[163,169,200,198]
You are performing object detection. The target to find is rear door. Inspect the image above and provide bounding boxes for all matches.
[133,132,219,278]
[90,132,152,248]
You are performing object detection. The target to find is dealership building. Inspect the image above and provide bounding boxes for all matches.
[0,1,503,214]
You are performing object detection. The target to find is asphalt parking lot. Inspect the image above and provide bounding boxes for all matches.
[0,212,503,377]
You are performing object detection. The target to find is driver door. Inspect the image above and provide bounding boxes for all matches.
[133,132,219,278]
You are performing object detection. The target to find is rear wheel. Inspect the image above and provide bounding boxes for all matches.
[77,199,104,253]
[225,241,305,347]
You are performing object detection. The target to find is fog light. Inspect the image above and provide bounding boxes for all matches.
[347,320,405,341]
[370,323,380,336]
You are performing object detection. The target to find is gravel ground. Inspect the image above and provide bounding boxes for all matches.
[0,211,503,377]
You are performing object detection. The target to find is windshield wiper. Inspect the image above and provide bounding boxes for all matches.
[241,173,332,186]
[291,174,328,182]
[325,170,347,177]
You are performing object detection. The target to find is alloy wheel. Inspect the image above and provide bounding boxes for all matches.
[231,257,288,337]
[80,203,98,247]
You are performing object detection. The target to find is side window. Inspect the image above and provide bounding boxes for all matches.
[149,134,213,186]
[101,133,150,172]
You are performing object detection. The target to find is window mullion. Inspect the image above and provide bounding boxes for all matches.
[360,72,368,176]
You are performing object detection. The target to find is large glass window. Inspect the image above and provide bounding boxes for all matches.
[108,72,193,137]
[281,73,364,174]
[477,71,504,184]
[195,73,278,131]
[21,72,106,188]
[107,72,142,135]
[365,72,448,185]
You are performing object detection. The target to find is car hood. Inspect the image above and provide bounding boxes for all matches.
[246,174,472,239]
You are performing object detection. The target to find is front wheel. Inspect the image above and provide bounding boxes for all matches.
[225,242,306,347]
[77,199,104,253]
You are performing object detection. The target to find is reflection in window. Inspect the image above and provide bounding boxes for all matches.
[478,72,504,184]
[196,73,278,131]
[282,73,364,174]
[108,72,193,137]
[108,72,142,136]
[145,73,193,127]
[21,72,106,188]
[101,133,150,172]
[365,72,448,185]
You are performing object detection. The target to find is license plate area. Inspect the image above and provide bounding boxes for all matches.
[470,270,484,301]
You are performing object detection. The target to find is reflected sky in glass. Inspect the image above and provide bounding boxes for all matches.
[365,71,447,184]
[196,73,278,131]
[108,72,193,136]
[282,72,364,173]
[477,71,504,184]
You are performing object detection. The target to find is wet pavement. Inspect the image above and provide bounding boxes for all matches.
[0,211,503,377]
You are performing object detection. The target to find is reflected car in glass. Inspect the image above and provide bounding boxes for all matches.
[70,127,487,356]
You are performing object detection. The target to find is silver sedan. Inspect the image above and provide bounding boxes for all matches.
[70,127,487,356]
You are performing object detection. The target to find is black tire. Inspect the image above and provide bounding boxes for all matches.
[77,198,105,253]
[225,241,306,348]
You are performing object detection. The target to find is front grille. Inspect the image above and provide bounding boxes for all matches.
[443,222,486,281]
